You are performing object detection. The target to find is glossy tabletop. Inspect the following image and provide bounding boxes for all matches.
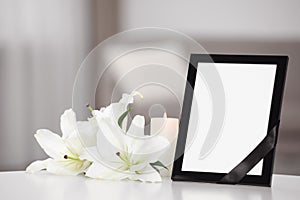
[0,171,299,200]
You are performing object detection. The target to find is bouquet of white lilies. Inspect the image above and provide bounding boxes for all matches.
[26,92,171,182]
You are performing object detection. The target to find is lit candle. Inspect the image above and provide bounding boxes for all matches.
[150,113,179,176]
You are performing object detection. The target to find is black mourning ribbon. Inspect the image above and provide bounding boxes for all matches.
[218,123,278,184]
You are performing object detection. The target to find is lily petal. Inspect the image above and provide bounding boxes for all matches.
[47,159,90,176]
[79,147,99,162]
[81,146,121,170]
[35,129,70,159]
[129,162,148,172]
[127,135,170,163]
[130,165,162,183]
[127,115,145,137]
[137,135,170,154]
[93,110,124,151]
[60,109,78,139]
[77,118,98,147]
[86,162,129,180]
[96,129,122,164]
[111,92,142,131]
[85,162,129,180]
[64,136,83,157]
[26,158,52,173]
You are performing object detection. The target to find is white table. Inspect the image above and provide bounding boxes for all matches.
[0,171,299,200]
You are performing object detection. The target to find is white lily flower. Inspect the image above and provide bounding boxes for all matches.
[81,92,170,182]
[26,109,98,176]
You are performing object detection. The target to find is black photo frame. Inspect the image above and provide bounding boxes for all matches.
[172,54,288,186]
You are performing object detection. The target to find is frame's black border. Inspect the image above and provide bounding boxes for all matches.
[172,54,289,186]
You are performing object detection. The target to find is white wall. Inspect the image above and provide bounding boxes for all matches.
[118,0,300,41]
[0,0,96,170]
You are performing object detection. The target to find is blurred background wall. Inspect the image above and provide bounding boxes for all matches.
[0,0,299,175]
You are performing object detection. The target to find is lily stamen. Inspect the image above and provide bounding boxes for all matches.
[86,104,94,112]
[115,152,131,167]
[64,155,80,161]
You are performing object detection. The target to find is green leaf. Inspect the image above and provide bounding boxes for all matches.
[118,108,132,129]
[150,161,168,174]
